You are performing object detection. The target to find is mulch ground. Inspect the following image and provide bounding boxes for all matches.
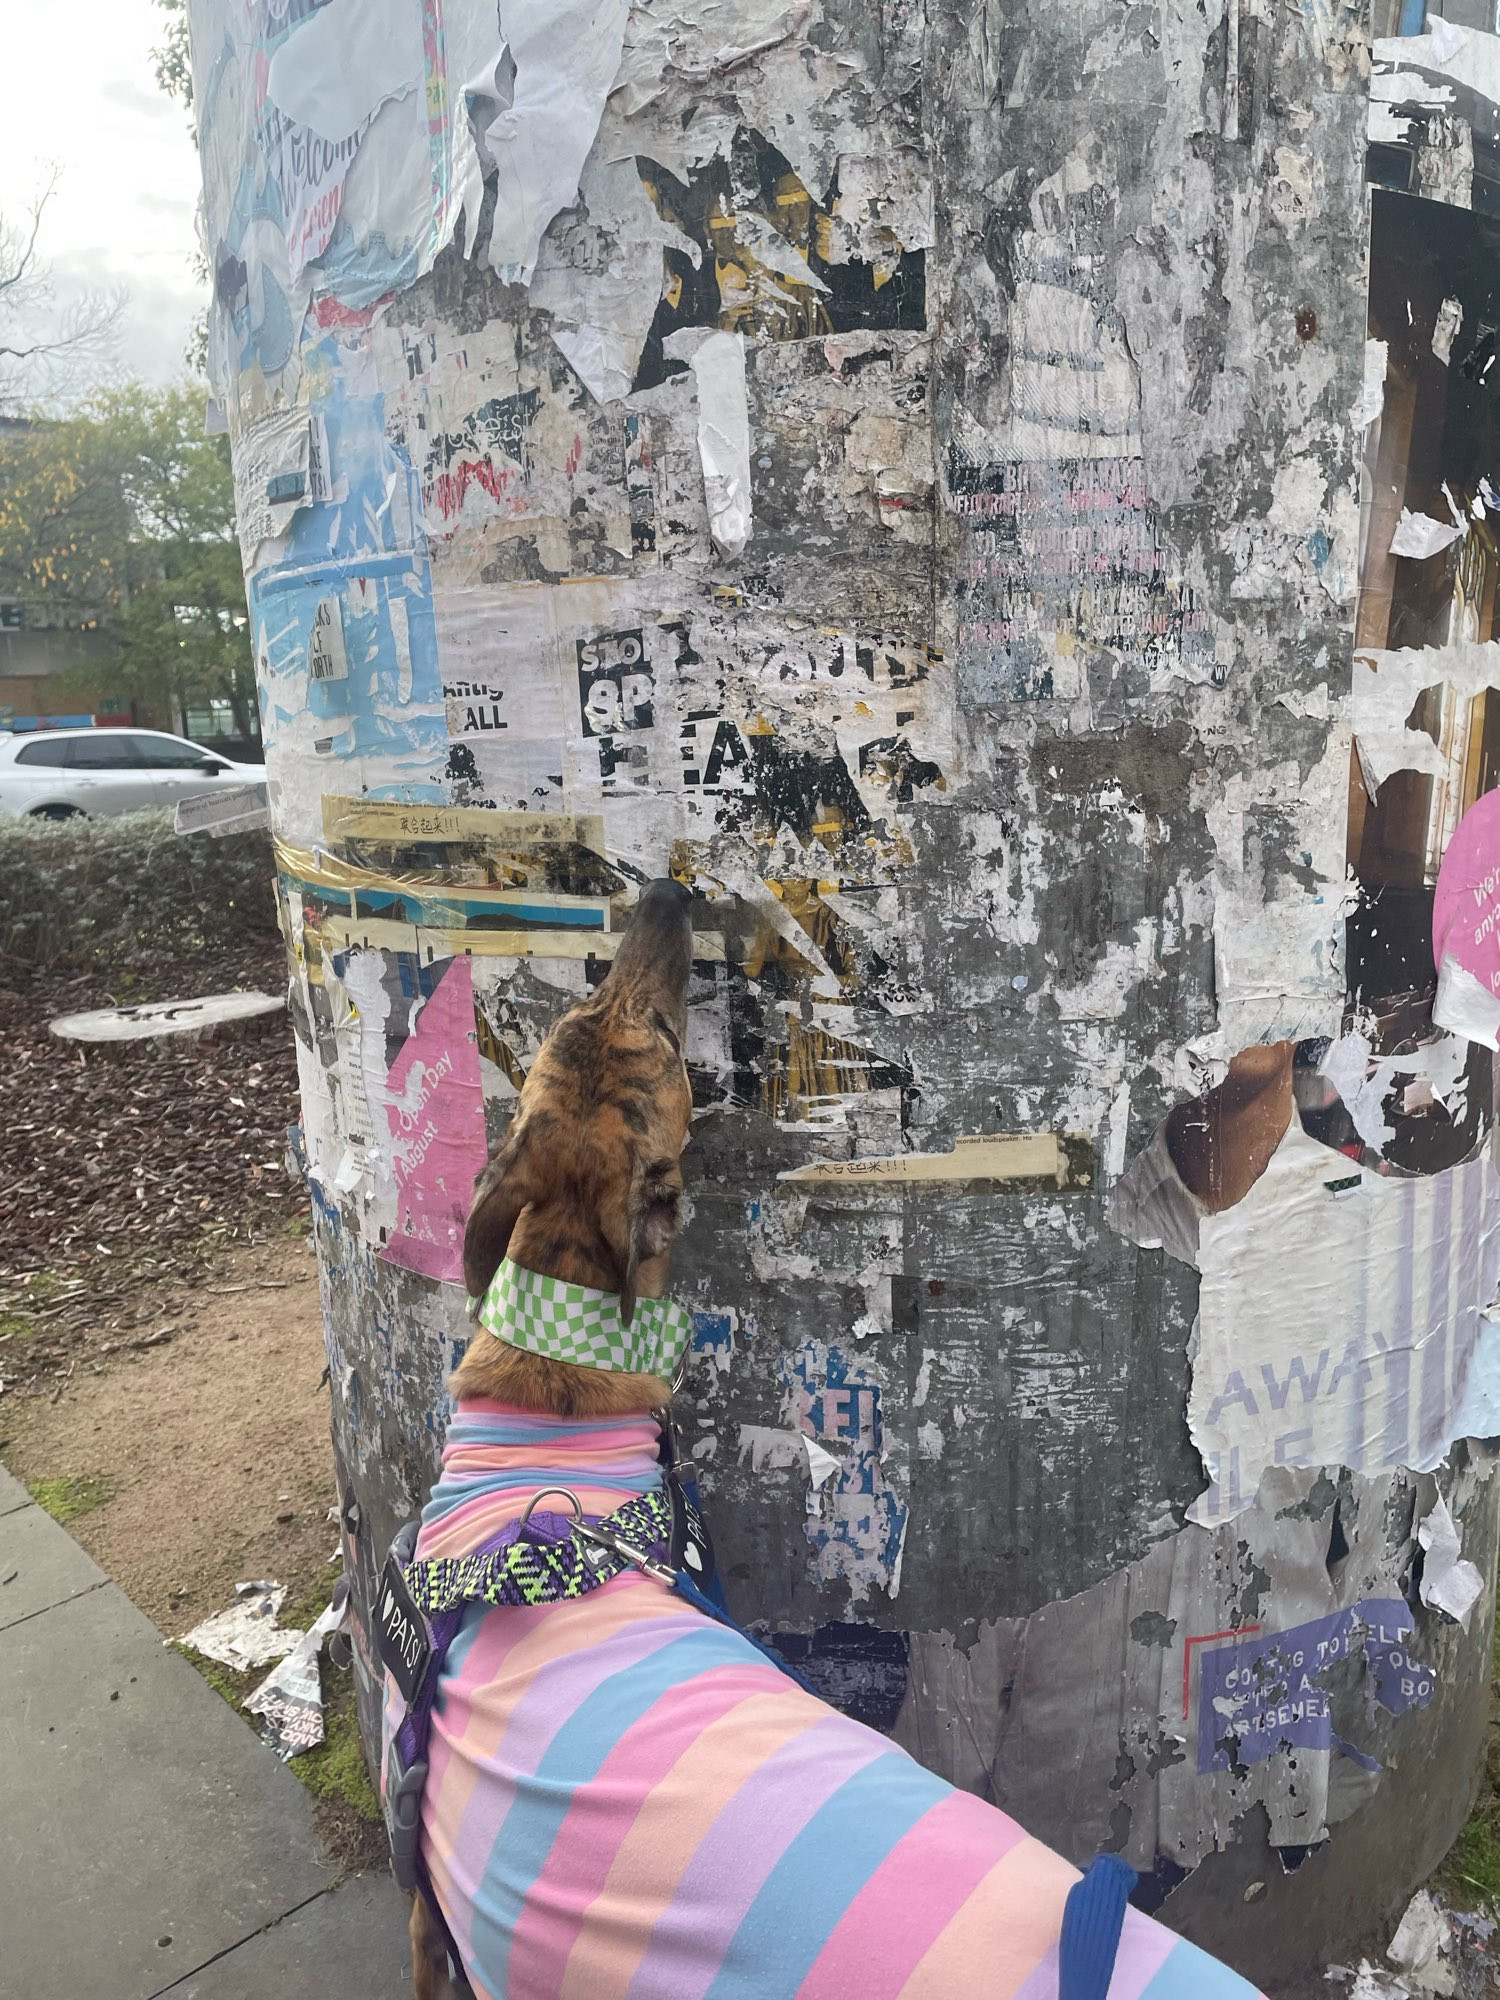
[0,938,307,1397]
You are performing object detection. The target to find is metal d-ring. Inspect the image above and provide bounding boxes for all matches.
[518,1487,584,1530]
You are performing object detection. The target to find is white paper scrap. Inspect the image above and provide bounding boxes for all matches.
[1389,508,1467,560]
[1418,1492,1484,1631]
[1427,16,1470,64]
[1318,1031,1395,1151]
[485,0,632,287]
[245,1597,347,1758]
[230,408,314,564]
[736,1425,811,1473]
[804,1437,841,1490]
[1387,1888,1454,1994]
[1433,297,1463,366]
[1434,952,1500,1051]
[265,0,423,142]
[1188,1124,1500,1523]
[173,784,271,838]
[1277,683,1331,720]
[684,330,753,559]
[308,596,349,684]
[180,1582,295,1672]
[1353,339,1388,429]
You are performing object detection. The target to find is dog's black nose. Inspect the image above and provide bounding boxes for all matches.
[637,876,692,909]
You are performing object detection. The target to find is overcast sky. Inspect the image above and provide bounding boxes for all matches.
[0,1,205,394]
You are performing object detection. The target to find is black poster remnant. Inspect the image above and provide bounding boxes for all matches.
[633,129,926,392]
[578,627,654,788]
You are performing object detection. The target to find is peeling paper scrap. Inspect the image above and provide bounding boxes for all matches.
[245,1596,347,1758]
[1374,22,1492,92]
[736,1425,812,1473]
[264,0,422,142]
[230,409,316,563]
[1195,1595,1434,1772]
[180,1581,295,1672]
[1389,509,1466,560]
[672,329,753,560]
[1387,1889,1456,1994]
[783,1338,907,1603]
[173,783,271,838]
[318,798,606,853]
[804,1437,841,1490]
[1427,17,1471,63]
[1417,1493,1484,1631]
[1434,954,1500,1050]
[308,595,348,684]
[531,155,673,404]
[778,1132,1090,1191]
[1277,683,1331,720]
[1353,339,1389,429]
[1352,639,1500,791]
[1319,1032,1395,1151]
[1433,298,1463,366]
[377,955,491,1287]
[485,0,632,287]
[1189,1122,1500,1521]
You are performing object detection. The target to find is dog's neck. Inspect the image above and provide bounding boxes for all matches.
[417,1400,665,1559]
[450,1235,678,1420]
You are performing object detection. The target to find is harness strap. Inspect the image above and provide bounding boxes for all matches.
[404,1484,687,1616]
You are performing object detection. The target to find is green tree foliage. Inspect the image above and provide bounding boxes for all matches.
[153,0,193,109]
[0,384,257,739]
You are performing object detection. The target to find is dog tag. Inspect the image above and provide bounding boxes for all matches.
[374,1551,432,1706]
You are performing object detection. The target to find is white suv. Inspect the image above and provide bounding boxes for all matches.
[0,728,267,820]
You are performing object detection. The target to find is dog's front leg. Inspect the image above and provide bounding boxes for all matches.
[409,1892,455,2000]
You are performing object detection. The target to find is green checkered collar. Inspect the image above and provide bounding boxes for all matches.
[471,1257,693,1379]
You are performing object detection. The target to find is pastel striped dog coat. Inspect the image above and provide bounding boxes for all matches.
[386,1403,1265,2000]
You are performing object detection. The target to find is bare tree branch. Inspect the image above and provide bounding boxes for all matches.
[0,173,126,412]
[0,176,54,303]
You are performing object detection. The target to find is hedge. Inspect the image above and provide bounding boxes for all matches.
[0,809,280,972]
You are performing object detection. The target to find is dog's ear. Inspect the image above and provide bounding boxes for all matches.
[463,1124,538,1302]
[620,1158,683,1328]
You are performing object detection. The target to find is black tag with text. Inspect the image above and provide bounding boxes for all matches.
[374,1552,431,1706]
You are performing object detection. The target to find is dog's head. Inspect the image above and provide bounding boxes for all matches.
[463,877,695,1329]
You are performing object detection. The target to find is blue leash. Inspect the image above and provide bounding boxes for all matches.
[1059,1854,1137,2000]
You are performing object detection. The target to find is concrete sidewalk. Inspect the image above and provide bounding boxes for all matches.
[0,1461,413,2000]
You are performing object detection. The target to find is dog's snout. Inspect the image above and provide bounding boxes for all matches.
[605,877,695,1008]
[636,876,692,915]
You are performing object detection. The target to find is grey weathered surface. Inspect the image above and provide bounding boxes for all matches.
[189,0,1500,1985]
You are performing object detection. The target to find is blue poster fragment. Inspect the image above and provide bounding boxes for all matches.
[1196,1596,1435,1775]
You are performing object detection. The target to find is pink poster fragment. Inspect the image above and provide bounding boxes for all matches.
[379,955,490,1284]
[1433,790,1500,1048]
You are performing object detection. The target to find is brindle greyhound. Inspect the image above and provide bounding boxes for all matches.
[395,879,1262,2000]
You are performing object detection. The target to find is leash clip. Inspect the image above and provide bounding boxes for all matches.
[574,1519,678,1586]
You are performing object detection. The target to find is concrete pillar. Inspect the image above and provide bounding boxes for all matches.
[189,2,1500,1985]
